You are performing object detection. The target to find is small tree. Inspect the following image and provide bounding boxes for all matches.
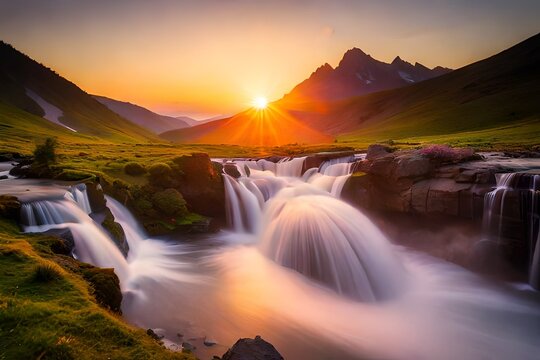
[33,138,57,167]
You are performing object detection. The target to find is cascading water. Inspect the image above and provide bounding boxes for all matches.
[21,194,130,281]
[223,156,356,233]
[67,183,92,214]
[221,156,405,301]
[482,172,540,288]
[259,185,406,301]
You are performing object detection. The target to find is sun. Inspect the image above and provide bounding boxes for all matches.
[252,96,268,109]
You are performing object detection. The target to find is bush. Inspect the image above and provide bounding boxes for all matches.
[33,263,62,282]
[33,138,57,167]
[151,188,188,216]
[147,163,172,187]
[419,145,475,163]
[124,162,146,176]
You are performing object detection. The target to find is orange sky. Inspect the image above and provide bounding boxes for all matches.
[0,1,538,118]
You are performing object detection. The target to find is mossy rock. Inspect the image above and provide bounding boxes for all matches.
[0,195,21,220]
[101,209,128,256]
[80,265,122,313]
[85,181,107,212]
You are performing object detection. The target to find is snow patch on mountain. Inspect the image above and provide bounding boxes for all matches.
[398,71,415,83]
[26,89,77,132]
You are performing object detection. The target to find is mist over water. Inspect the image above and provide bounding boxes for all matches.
[15,157,540,359]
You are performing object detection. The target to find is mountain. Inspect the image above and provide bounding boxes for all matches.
[0,41,157,143]
[176,115,226,127]
[93,95,189,134]
[160,107,332,146]
[164,33,540,147]
[295,32,540,143]
[283,48,451,102]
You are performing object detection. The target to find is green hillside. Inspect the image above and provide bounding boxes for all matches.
[0,41,158,143]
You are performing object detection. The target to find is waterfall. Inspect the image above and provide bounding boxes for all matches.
[105,195,146,250]
[482,172,540,288]
[222,156,405,301]
[66,183,92,214]
[276,156,307,177]
[223,156,357,232]
[21,197,130,281]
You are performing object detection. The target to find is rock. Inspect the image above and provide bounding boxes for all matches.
[221,336,283,360]
[366,144,393,160]
[44,228,75,255]
[0,195,20,220]
[9,164,30,177]
[147,329,162,341]
[425,179,471,216]
[394,155,432,179]
[86,181,107,212]
[0,153,14,161]
[224,163,241,178]
[171,154,225,219]
[182,342,196,351]
[204,337,217,346]
[368,155,395,177]
[80,266,123,313]
[100,208,128,256]
[455,169,477,183]
[0,175,7,180]
[351,159,370,173]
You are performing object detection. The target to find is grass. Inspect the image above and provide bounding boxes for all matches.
[337,118,540,151]
[0,218,194,359]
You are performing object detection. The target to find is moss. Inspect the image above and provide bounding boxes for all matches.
[54,169,95,182]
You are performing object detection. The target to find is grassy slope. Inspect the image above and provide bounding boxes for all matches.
[0,41,158,143]
[93,95,189,134]
[318,32,540,148]
[0,219,194,360]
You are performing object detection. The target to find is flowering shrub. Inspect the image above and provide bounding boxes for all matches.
[419,145,474,162]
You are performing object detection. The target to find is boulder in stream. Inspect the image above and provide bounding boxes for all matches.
[221,336,283,360]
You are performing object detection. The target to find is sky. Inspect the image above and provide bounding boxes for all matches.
[0,0,539,119]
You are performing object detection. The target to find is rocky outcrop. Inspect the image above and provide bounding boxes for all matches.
[44,228,75,255]
[80,265,123,313]
[224,163,241,178]
[172,153,225,218]
[86,181,107,212]
[221,336,283,360]
[343,146,496,219]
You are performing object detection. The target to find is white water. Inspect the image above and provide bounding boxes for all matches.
[11,158,540,359]
[483,173,540,288]
[259,185,405,301]
[223,156,357,234]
